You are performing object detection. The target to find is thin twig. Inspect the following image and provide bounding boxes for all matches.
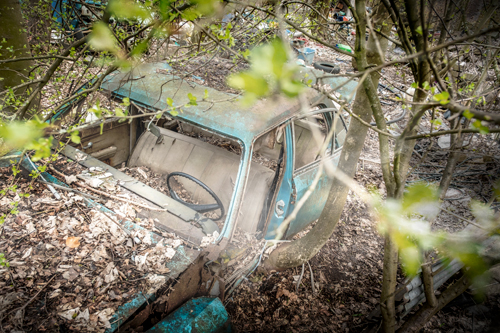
[99,210,132,236]
[307,261,316,295]
[38,180,102,201]
[8,274,57,315]
[439,206,488,231]
[406,128,500,140]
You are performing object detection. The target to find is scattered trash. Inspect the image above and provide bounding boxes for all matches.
[437,135,468,149]
[201,231,220,247]
[335,43,352,53]
[393,46,406,55]
[297,47,316,65]
[313,62,341,74]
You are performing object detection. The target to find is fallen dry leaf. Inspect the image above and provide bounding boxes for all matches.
[66,236,81,248]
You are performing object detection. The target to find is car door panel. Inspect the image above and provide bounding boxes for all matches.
[285,153,340,238]
[72,119,131,167]
[263,124,294,240]
[284,111,346,238]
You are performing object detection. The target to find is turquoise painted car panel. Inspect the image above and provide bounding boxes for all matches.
[146,297,232,333]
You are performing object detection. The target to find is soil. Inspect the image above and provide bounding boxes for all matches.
[226,132,500,332]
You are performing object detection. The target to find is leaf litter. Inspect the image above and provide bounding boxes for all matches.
[0,158,186,332]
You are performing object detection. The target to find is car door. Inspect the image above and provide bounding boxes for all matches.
[263,123,295,240]
[284,110,347,238]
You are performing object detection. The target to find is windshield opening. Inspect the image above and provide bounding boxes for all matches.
[125,116,245,231]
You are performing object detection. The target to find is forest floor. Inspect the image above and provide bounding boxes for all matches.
[1,33,500,333]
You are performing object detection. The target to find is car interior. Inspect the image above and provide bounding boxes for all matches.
[70,103,340,238]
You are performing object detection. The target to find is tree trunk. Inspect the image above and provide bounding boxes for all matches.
[0,0,35,114]
[438,119,465,199]
[264,0,392,270]
[378,1,433,331]
[0,0,33,91]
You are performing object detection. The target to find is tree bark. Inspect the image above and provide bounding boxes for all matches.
[421,263,437,307]
[0,0,34,113]
[380,236,399,332]
[438,119,465,200]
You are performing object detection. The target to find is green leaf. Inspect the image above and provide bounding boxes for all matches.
[89,22,117,52]
[192,0,220,15]
[430,118,442,126]
[0,120,47,152]
[115,108,125,117]
[241,49,250,59]
[280,77,303,97]
[130,40,149,58]
[187,93,197,106]
[169,110,179,117]
[204,89,209,100]
[399,245,421,276]
[228,72,269,105]
[27,137,53,161]
[12,165,20,176]
[166,97,173,107]
[472,120,489,134]
[270,39,288,77]
[415,26,423,35]
[463,109,474,120]
[227,39,302,104]
[432,91,450,105]
[107,0,150,20]
[70,131,81,144]
[402,182,439,217]
[181,8,200,21]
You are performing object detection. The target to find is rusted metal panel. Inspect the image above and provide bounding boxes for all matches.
[99,62,358,146]
[285,154,340,238]
[146,297,232,333]
[107,246,200,333]
[74,118,130,167]
[264,124,294,239]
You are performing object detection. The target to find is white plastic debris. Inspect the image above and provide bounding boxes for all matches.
[200,231,219,247]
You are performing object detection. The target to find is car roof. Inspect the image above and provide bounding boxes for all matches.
[100,62,357,144]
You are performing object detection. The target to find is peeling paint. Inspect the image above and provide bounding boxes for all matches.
[146,297,232,333]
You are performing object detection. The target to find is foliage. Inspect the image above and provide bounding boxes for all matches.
[0,253,8,267]
[0,120,52,161]
[228,39,304,104]
[375,182,498,285]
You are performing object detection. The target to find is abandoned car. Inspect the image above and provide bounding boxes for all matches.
[42,61,358,331]
[60,62,356,243]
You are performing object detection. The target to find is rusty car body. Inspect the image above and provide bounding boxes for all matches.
[44,61,358,331]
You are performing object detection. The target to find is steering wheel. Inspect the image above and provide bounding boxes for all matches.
[166,172,225,221]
